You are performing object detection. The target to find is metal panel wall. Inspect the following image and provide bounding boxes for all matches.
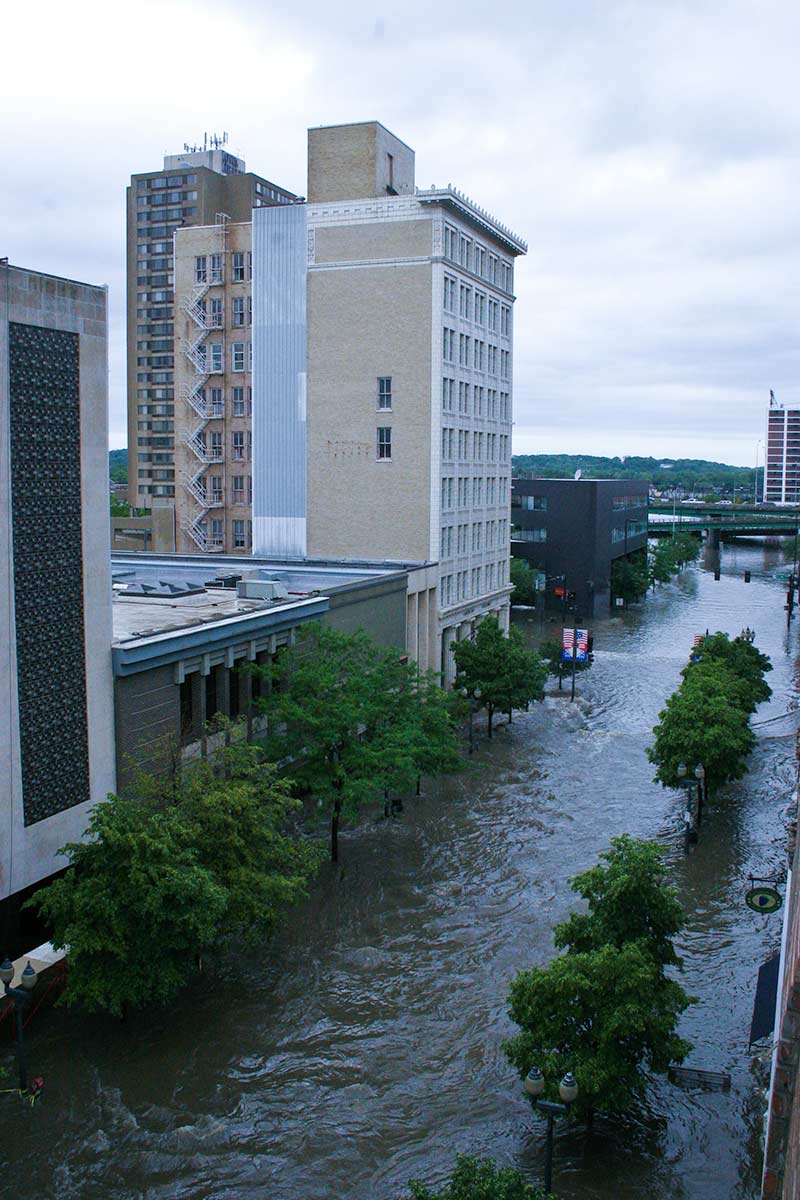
[252,204,308,556]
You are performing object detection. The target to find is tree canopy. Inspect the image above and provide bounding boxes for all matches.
[510,558,538,606]
[259,623,461,861]
[28,743,321,1015]
[452,617,547,737]
[406,1156,548,1200]
[503,837,694,1117]
[648,632,771,794]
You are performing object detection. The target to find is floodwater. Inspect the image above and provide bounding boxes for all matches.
[2,540,797,1200]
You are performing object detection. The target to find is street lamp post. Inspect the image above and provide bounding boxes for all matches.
[523,1067,578,1195]
[676,761,704,848]
[0,958,38,1093]
[460,686,482,754]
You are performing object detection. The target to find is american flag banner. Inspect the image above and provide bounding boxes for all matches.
[693,634,703,647]
[562,629,589,662]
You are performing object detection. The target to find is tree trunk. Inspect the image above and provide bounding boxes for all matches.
[488,706,494,738]
[331,792,342,863]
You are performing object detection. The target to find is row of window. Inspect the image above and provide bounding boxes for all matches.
[138,484,176,497]
[442,328,511,377]
[200,518,252,549]
[441,429,510,464]
[195,385,252,417]
[611,495,646,511]
[195,252,251,284]
[513,528,547,543]
[137,189,198,208]
[441,561,508,606]
[611,521,647,542]
[194,430,253,460]
[443,225,514,292]
[137,174,197,189]
[138,207,196,224]
[443,277,512,333]
[194,295,252,328]
[195,341,252,374]
[442,379,510,420]
[197,475,253,505]
[441,476,510,509]
[511,494,548,511]
[440,519,507,557]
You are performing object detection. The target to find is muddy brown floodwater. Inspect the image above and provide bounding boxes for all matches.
[1,540,797,1199]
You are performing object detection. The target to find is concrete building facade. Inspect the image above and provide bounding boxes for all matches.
[127,141,296,511]
[0,263,116,903]
[511,477,649,617]
[252,121,526,677]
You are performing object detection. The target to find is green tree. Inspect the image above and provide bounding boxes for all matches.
[28,743,321,1014]
[406,1156,548,1199]
[647,660,756,793]
[503,942,693,1118]
[452,617,547,738]
[611,548,649,604]
[538,637,591,684]
[28,795,228,1015]
[553,835,686,967]
[259,623,460,862]
[510,557,538,606]
[504,837,694,1118]
[682,632,771,712]
[110,494,130,517]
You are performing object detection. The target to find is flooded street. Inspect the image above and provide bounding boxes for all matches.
[2,540,797,1200]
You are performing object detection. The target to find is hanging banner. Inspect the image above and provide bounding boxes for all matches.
[562,629,589,662]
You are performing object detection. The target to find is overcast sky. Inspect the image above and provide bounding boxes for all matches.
[2,0,797,466]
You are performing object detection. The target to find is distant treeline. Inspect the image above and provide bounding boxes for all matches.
[109,447,127,484]
[512,454,756,493]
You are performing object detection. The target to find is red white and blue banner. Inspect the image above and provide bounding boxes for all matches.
[562,628,589,662]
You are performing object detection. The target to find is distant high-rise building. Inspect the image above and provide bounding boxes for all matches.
[1,262,115,905]
[126,136,296,510]
[764,392,800,503]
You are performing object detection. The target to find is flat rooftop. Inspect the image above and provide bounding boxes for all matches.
[110,552,416,644]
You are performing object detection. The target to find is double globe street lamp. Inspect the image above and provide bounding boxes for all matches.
[460,686,482,754]
[676,761,705,847]
[0,958,38,1093]
[524,1067,579,1194]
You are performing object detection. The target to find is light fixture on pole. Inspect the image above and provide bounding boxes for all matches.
[460,686,481,754]
[523,1067,578,1194]
[0,957,38,1093]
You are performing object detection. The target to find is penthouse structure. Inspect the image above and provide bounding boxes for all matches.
[127,136,296,511]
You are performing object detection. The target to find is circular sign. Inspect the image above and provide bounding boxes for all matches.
[745,887,782,913]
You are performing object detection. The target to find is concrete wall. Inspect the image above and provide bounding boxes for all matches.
[0,264,116,900]
[111,508,176,553]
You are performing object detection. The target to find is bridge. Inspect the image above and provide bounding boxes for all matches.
[648,503,800,538]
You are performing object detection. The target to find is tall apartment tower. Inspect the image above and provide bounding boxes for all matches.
[252,121,527,677]
[764,392,800,503]
[1,262,115,905]
[127,137,296,510]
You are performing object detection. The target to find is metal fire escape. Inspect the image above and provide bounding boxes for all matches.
[180,222,229,551]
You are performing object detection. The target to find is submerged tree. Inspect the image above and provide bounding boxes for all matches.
[452,616,547,737]
[406,1156,548,1199]
[504,837,694,1118]
[258,623,461,863]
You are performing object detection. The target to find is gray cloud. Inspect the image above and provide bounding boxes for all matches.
[1,0,796,463]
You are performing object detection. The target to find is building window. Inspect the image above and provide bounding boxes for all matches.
[232,431,245,460]
[210,253,223,284]
[377,427,392,460]
[444,275,457,312]
[209,343,223,373]
[210,518,224,547]
[378,377,392,410]
[210,387,224,417]
[443,327,455,362]
[232,252,245,282]
[194,256,207,283]
[232,475,245,503]
[232,342,245,372]
[210,298,223,327]
[232,386,245,417]
[442,377,455,412]
[233,519,246,548]
[232,296,245,327]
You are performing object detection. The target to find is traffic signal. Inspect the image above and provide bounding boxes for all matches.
[744,570,751,583]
